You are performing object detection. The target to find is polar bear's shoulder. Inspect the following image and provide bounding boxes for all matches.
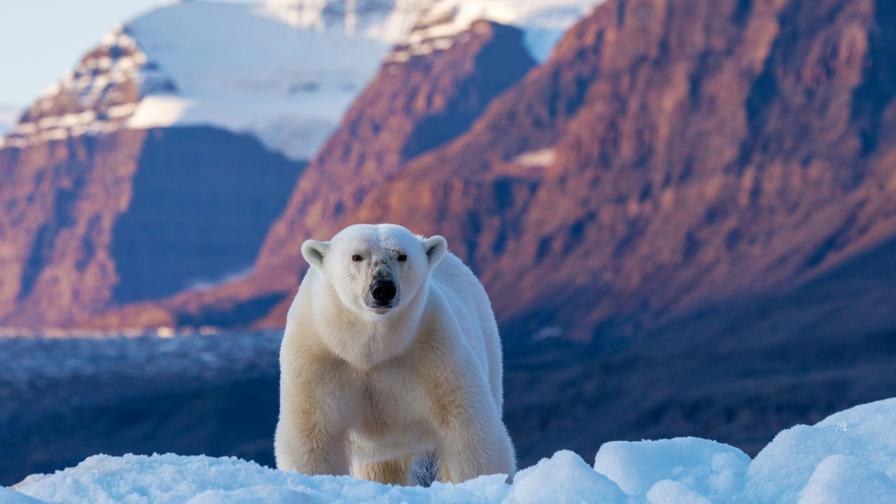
[431,252,479,290]
[429,251,492,321]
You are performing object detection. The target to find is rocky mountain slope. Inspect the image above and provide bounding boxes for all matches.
[2,0,600,160]
[316,0,896,341]
[0,0,599,330]
[119,0,896,344]
[1,1,395,160]
[84,14,540,329]
[0,128,302,328]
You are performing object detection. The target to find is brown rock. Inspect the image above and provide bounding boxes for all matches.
[338,0,896,340]
[0,128,301,328]
[147,20,537,327]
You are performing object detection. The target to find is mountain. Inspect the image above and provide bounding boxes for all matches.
[29,1,593,330]
[0,0,600,330]
[104,16,538,330]
[324,0,896,341]
[112,0,896,344]
[0,127,303,328]
[2,1,394,160]
[2,0,601,161]
[5,0,896,339]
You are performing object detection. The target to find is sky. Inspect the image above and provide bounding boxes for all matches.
[0,1,163,108]
[0,1,261,110]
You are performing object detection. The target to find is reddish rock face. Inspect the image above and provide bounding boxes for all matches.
[144,20,538,328]
[9,0,896,341]
[0,132,146,325]
[255,20,536,272]
[0,128,301,328]
[351,0,896,341]
[10,22,534,329]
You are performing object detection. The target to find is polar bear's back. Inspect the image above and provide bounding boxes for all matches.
[430,252,504,410]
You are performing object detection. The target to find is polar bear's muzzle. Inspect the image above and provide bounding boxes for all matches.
[368,275,399,312]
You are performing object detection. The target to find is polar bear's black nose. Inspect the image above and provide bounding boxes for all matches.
[370,280,397,304]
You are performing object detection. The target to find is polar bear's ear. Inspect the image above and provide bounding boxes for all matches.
[423,235,447,268]
[301,240,330,270]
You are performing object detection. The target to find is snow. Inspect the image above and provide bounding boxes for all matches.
[593,438,749,498]
[122,0,390,159]
[0,488,41,504]
[504,450,624,503]
[514,148,557,167]
[5,398,896,503]
[3,0,602,157]
[123,0,603,157]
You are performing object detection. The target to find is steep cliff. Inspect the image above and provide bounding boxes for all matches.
[347,0,896,340]
[147,18,537,328]
[0,128,301,328]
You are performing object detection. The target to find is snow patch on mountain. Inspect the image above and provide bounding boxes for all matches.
[7,398,896,503]
[390,0,603,62]
[122,1,391,159]
[1,29,174,148]
[2,0,602,159]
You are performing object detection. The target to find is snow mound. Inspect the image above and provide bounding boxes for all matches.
[6,398,896,503]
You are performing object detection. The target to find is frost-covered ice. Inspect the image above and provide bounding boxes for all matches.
[6,399,896,503]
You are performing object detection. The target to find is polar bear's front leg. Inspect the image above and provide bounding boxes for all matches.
[352,456,414,485]
[427,374,516,482]
[436,406,516,482]
[274,397,352,475]
[275,354,355,476]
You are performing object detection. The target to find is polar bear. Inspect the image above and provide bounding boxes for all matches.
[274,223,516,485]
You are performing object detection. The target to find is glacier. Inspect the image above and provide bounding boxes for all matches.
[5,398,896,503]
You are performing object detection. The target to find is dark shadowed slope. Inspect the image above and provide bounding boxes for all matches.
[0,127,301,328]
[505,235,896,460]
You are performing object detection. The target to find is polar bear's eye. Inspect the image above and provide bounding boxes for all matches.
[352,254,363,262]
[397,253,408,262]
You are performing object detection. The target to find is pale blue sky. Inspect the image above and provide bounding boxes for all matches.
[0,1,259,108]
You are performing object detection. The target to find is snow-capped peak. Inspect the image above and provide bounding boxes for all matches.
[3,0,602,159]
[2,27,175,147]
[391,0,604,62]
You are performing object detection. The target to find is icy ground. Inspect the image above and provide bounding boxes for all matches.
[0,330,282,426]
[4,399,896,503]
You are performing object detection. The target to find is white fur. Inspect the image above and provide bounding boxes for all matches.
[274,224,516,484]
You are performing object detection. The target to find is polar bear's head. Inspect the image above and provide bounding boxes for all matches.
[301,224,447,317]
